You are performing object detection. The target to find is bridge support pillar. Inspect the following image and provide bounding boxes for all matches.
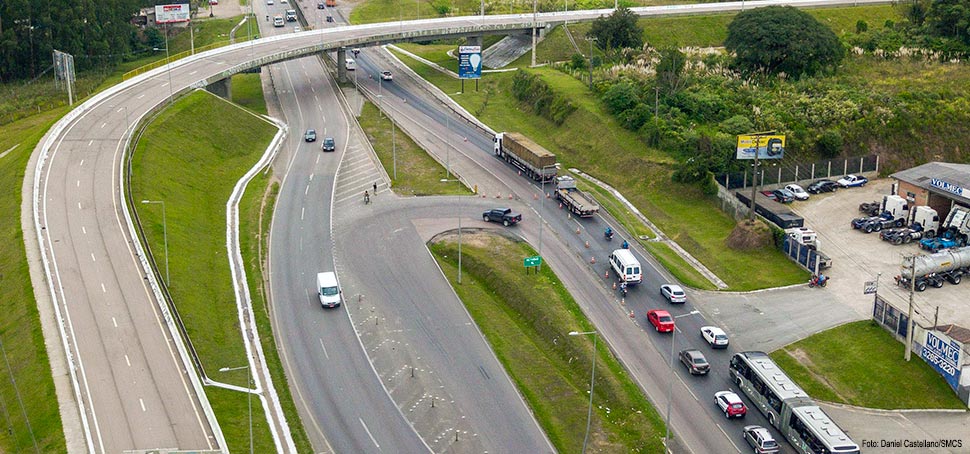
[206,78,232,100]
[466,35,483,48]
[337,47,347,83]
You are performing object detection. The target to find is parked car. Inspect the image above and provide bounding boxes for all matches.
[304,129,316,142]
[646,309,674,333]
[317,1,325,8]
[660,284,686,304]
[679,349,710,375]
[267,0,274,4]
[322,137,336,152]
[743,425,780,454]
[700,326,729,348]
[806,179,839,194]
[210,0,218,5]
[715,391,747,418]
[837,174,869,188]
[482,208,522,226]
[380,70,393,81]
[771,188,795,204]
[784,184,810,200]
[760,190,778,201]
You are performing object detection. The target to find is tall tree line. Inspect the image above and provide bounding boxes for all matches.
[0,0,152,82]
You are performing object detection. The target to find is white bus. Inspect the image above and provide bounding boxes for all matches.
[729,351,860,454]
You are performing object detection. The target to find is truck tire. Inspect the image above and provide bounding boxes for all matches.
[895,219,905,227]
[865,224,875,233]
[916,281,927,292]
[893,236,904,245]
[949,274,961,285]
[933,278,945,288]
[903,235,912,244]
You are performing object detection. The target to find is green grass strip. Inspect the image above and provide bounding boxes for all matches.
[232,74,269,116]
[770,321,965,409]
[643,242,715,291]
[0,109,68,453]
[129,90,279,450]
[430,234,665,453]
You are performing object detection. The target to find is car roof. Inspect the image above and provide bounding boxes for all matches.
[702,326,725,335]
[663,284,683,292]
[650,309,670,316]
[716,391,742,401]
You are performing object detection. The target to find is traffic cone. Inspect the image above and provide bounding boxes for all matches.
[584,240,589,248]
[576,227,581,234]
[629,310,635,318]
[508,193,513,199]
[612,282,616,290]
[604,270,609,278]
[621,298,625,306]
[590,256,596,264]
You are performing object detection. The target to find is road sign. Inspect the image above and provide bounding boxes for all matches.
[863,280,877,295]
[458,45,482,79]
[524,256,541,267]
[736,134,786,160]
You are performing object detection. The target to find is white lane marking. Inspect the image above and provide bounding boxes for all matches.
[715,423,743,453]
[116,107,124,113]
[301,207,305,221]
[318,338,329,360]
[137,94,145,99]
[112,317,117,327]
[359,418,380,448]
[309,174,314,182]
[161,82,169,87]
[79,159,84,167]
[310,85,315,93]
[318,104,323,111]
[124,355,131,367]
[91,253,96,262]
[101,123,106,129]
[189,70,198,75]
[87,140,93,147]
[82,226,86,235]
[101,283,106,293]
[139,399,146,412]
[305,184,309,195]
[77,202,82,210]
[77,180,80,187]
[315,154,320,165]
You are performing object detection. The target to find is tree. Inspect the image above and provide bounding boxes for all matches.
[925,0,970,46]
[724,6,845,78]
[602,82,639,114]
[587,7,643,53]
[656,47,686,94]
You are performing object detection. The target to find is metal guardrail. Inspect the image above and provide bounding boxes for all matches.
[123,40,234,81]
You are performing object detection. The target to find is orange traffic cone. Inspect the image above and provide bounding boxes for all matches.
[590,256,596,264]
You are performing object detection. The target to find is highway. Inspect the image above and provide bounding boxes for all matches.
[25,0,895,452]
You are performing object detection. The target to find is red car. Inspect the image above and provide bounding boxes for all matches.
[647,310,675,333]
[715,391,748,418]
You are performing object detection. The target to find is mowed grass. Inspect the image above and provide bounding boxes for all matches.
[643,242,714,290]
[430,234,665,453]
[358,101,472,195]
[771,321,965,409]
[129,90,278,450]
[352,0,705,24]
[232,73,269,115]
[392,49,805,289]
[0,110,68,453]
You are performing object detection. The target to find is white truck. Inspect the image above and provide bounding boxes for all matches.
[785,227,832,269]
[554,176,599,218]
[880,206,939,245]
[493,132,558,182]
[896,246,970,291]
[316,272,342,308]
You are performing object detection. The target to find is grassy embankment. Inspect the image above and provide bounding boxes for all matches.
[431,234,665,453]
[129,89,310,452]
[351,0,703,24]
[772,321,965,409]
[0,110,69,453]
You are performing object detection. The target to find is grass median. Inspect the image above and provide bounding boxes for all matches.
[771,321,965,410]
[430,233,665,453]
[129,89,282,451]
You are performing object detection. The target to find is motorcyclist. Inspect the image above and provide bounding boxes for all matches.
[619,281,628,296]
[364,190,370,204]
[622,240,629,249]
[605,226,614,239]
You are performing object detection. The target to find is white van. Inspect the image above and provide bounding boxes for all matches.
[609,249,642,285]
[344,58,356,70]
[316,272,342,308]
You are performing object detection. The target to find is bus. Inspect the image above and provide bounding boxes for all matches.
[729,351,860,454]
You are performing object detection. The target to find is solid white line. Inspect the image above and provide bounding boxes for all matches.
[359,418,380,449]
[139,398,146,412]
[101,283,106,293]
[318,338,329,360]
[112,317,117,328]
[715,423,742,453]
[124,355,131,367]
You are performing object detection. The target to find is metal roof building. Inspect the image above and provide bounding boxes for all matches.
[891,162,970,218]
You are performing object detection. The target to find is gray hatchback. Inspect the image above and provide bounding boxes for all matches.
[743,425,780,454]
[678,349,709,375]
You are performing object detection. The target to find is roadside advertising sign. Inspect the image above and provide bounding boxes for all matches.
[919,330,963,391]
[458,45,482,80]
[156,4,191,24]
[736,134,786,160]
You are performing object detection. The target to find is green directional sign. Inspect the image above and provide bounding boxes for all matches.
[524,256,542,267]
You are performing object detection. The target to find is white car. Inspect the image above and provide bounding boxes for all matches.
[293,26,301,33]
[660,284,686,304]
[380,70,393,81]
[281,0,288,3]
[701,326,729,349]
[784,184,810,200]
[267,0,274,4]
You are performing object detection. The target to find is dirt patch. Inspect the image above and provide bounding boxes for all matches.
[725,219,773,250]
[785,347,853,402]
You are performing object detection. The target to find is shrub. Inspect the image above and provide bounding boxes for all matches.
[816,130,843,158]
[510,71,575,125]
[570,53,587,71]
[602,82,639,114]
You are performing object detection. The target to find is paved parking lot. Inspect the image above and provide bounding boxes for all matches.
[791,178,970,329]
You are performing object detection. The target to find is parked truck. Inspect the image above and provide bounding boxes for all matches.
[493,132,557,182]
[554,176,599,217]
[920,206,970,252]
[735,191,804,229]
[896,246,970,291]
[785,227,832,269]
[880,206,939,245]
[851,194,909,233]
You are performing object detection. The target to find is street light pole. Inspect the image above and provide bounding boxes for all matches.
[665,310,699,446]
[141,200,169,286]
[530,0,537,67]
[569,330,597,454]
[220,365,254,454]
[537,164,555,270]
[587,37,597,90]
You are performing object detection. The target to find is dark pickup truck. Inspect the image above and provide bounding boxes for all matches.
[482,208,522,226]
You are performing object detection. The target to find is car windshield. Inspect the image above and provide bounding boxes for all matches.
[715,334,728,341]
[659,315,672,323]
[325,139,334,145]
[321,286,338,296]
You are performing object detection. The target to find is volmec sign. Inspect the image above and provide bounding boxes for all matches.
[929,178,968,198]
[919,330,963,391]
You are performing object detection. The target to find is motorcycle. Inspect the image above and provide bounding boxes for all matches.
[619,282,628,297]
[605,228,614,241]
[809,274,828,288]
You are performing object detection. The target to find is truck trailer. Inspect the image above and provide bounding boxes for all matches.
[896,246,970,291]
[493,132,557,182]
[735,191,804,229]
[554,176,599,217]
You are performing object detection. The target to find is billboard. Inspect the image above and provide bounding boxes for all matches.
[458,45,482,80]
[736,134,785,160]
[155,4,191,24]
[918,330,964,391]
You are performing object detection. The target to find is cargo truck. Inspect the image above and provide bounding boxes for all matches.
[735,191,804,229]
[555,176,599,217]
[493,132,557,182]
[920,206,970,252]
[896,246,970,291]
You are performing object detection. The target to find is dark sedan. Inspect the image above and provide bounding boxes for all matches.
[807,179,839,194]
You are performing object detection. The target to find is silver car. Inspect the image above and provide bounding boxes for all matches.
[660,284,686,304]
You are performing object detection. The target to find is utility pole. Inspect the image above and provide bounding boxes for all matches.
[904,254,916,361]
[748,134,761,222]
[530,0,537,67]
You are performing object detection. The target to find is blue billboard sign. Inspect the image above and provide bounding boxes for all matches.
[919,330,963,391]
[458,45,482,80]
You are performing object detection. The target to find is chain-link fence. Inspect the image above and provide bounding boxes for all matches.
[717,154,880,190]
